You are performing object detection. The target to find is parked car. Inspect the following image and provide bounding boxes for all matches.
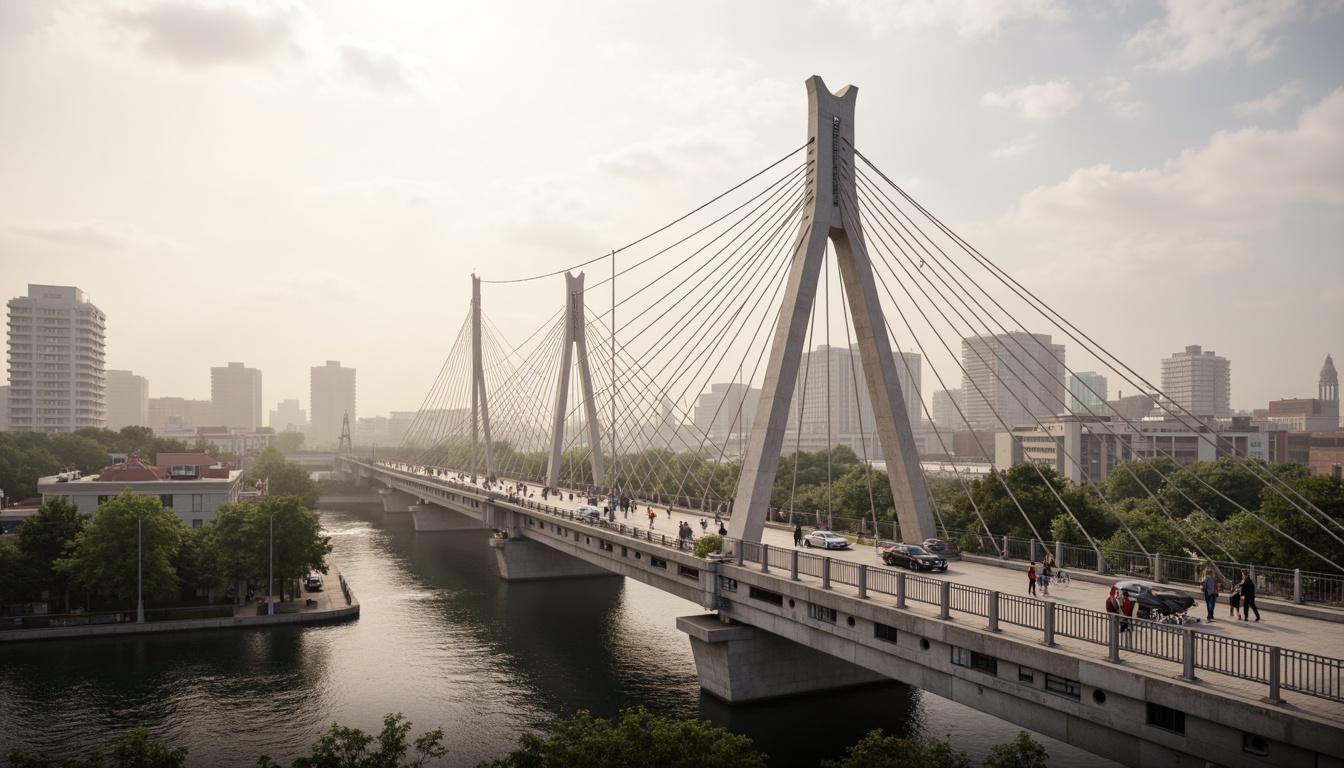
[921,538,961,560]
[305,575,324,592]
[574,504,603,522]
[803,530,850,550]
[1112,580,1196,621]
[880,543,948,572]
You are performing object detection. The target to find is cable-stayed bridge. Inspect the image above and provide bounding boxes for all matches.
[337,77,1343,767]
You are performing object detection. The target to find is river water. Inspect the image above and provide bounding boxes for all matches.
[0,506,1114,766]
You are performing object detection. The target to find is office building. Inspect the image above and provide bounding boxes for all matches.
[694,383,760,446]
[932,388,966,433]
[106,370,149,430]
[1067,372,1108,415]
[211,362,262,430]
[310,360,356,448]
[148,397,215,431]
[784,344,921,459]
[269,399,307,432]
[6,284,106,432]
[1160,345,1230,419]
[960,332,1066,432]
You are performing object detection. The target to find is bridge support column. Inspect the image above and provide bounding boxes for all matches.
[379,489,416,513]
[410,503,481,532]
[489,537,618,581]
[677,614,889,703]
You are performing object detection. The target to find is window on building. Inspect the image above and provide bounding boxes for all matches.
[808,604,837,623]
[951,647,998,675]
[1018,667,1035,684]
[1045,674,1081,700]
[748,586,784,606]
[158,495,173,508]
[192,519,203,529]
[874,623,897,643]
[192,495,203,513]
[1146,703,1186,734]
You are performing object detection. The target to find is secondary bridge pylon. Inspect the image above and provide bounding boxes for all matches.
[546,271,605,490]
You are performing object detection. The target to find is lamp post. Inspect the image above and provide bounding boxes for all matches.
[136,515,145,623]
[268,512,275,616]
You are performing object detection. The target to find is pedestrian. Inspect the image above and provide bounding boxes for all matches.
[647,507,656,529]
[1039,559,1052,596]
[793,523,803,547]
[1240,570,1261,622]
[666,506,672,519]
[1200,568,1219,622]
[1229,581,1243,620]
[718,522,727,536]
[1027,563,1037,596]
[700,517,708,533]
[714,510,722,525]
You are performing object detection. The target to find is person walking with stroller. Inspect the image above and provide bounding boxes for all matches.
[1200,568,1219,622]
[1229,580,1243,620]
[1027,563,1037,596]
[1239,570,1261,621]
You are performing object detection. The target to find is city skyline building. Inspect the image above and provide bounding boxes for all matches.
[931,388,967,434]
[148,396,214,432]
[1160,345,1231,419]
[6,284,106,432]
[269,398,307,432]
[784,344,921,459]
[694,382,760,448]
[1067,371,1108,415]
[105,369,149,430]
[959,332,1066,432]
[310,360,356,448]
[210,362,263,430]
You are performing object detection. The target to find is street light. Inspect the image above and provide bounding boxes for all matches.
[268,512,275,616]
[136,514,145,623]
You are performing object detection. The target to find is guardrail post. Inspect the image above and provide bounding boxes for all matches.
[761,544,770,573]
[1181,627,1196,681]
[1107,613,1121,662]
[1042,601,1055,647]
[987,590,999,632]
[1155,553,1165,583]
[1002,535,1009,558]
[1055,540,1063,567]
[790,549,799,581]
[858,564,868,599]
[822,558,832,590]
[1293,569,1302,604]
[1268,646,1283,703]
[939,581,951,620]
[896,572,906,609]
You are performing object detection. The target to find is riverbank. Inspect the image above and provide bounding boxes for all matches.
[0,555,358,644]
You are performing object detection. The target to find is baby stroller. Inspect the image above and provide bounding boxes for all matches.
[1113,581,1200,625]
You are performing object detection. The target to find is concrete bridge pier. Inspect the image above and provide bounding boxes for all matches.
[489,536,619,581]
[410,503,482,532]
[677,614,889,703]
[378,489,417,513]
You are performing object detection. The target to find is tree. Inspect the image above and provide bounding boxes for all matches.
[7,728,186,768]
[205,496,331,601]
[0,538,23,606]
[246,448,320,508]
[49,433,111,475]
[480,706,767,768]
[16,496,89,611]
[257,713,445,768]
[1229,474,1344,572]
[983,732,1049,768]
[56,490,186,601]
[275,431,306,453]
[820,729,972,768]
[693,534,723,559]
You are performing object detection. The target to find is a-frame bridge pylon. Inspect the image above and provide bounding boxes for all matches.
[728,76,936,546]
[546,271,605,489]
[470,275,495,481]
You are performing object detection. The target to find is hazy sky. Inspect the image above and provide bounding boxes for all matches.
[2,0,1341,420]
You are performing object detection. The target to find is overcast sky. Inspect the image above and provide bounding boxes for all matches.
[2,0,1341,421]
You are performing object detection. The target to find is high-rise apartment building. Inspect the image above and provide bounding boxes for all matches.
[269,399,307,432]
[960,332,1066,431]
[6,285,106,432]
[931,388,966,433]
[310,360,356,447]
[785,344,921,459]
[1067,372,1108,415]
[694,383,760,445]
[148,397,215,431]
[106,370,149,430]
[211,362,263,430]
[1160,345,1230,419]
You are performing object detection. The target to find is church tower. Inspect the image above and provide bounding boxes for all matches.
[1321,354,1339,425]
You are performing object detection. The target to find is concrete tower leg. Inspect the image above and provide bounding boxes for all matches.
[546,272,605,489]
[728,76,935,547]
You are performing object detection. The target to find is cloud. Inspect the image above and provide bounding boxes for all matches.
[1097,76,1143,119]
[105,0,318,69]
[327,34,444,98]
[308,176,443,206]
[824,0,1066,38]
[1,217,171,251]
[1235,80,1304,116]
[240,271,361,303]
[1127,0,1327,72]
[989,132,1039,158]
[981,79,1081,122]
[998,88,1344,275]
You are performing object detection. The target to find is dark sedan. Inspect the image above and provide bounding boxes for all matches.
[880,543,948,572]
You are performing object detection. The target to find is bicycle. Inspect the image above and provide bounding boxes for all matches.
[1054,570,1071,588]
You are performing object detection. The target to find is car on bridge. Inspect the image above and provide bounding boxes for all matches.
[574,504,603,522]
[921,538,961,560]
[880,543,949,572]
[803,530,850,550]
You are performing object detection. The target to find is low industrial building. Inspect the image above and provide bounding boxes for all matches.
[37,453,244,528]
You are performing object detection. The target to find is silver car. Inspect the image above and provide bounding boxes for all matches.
[804,531,850,550]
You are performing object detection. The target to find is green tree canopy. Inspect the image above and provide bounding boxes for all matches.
[207,496,331,593]
[821,729,972,768]
[6,728,187,768]
[275,431,306,453]
[983,731,1049,768]
[257,713,445,768]
[0,538,23,606]
[16,496,89,610]
[56,490,186,601]
[246,448,320,508]
[479,707,767,768]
